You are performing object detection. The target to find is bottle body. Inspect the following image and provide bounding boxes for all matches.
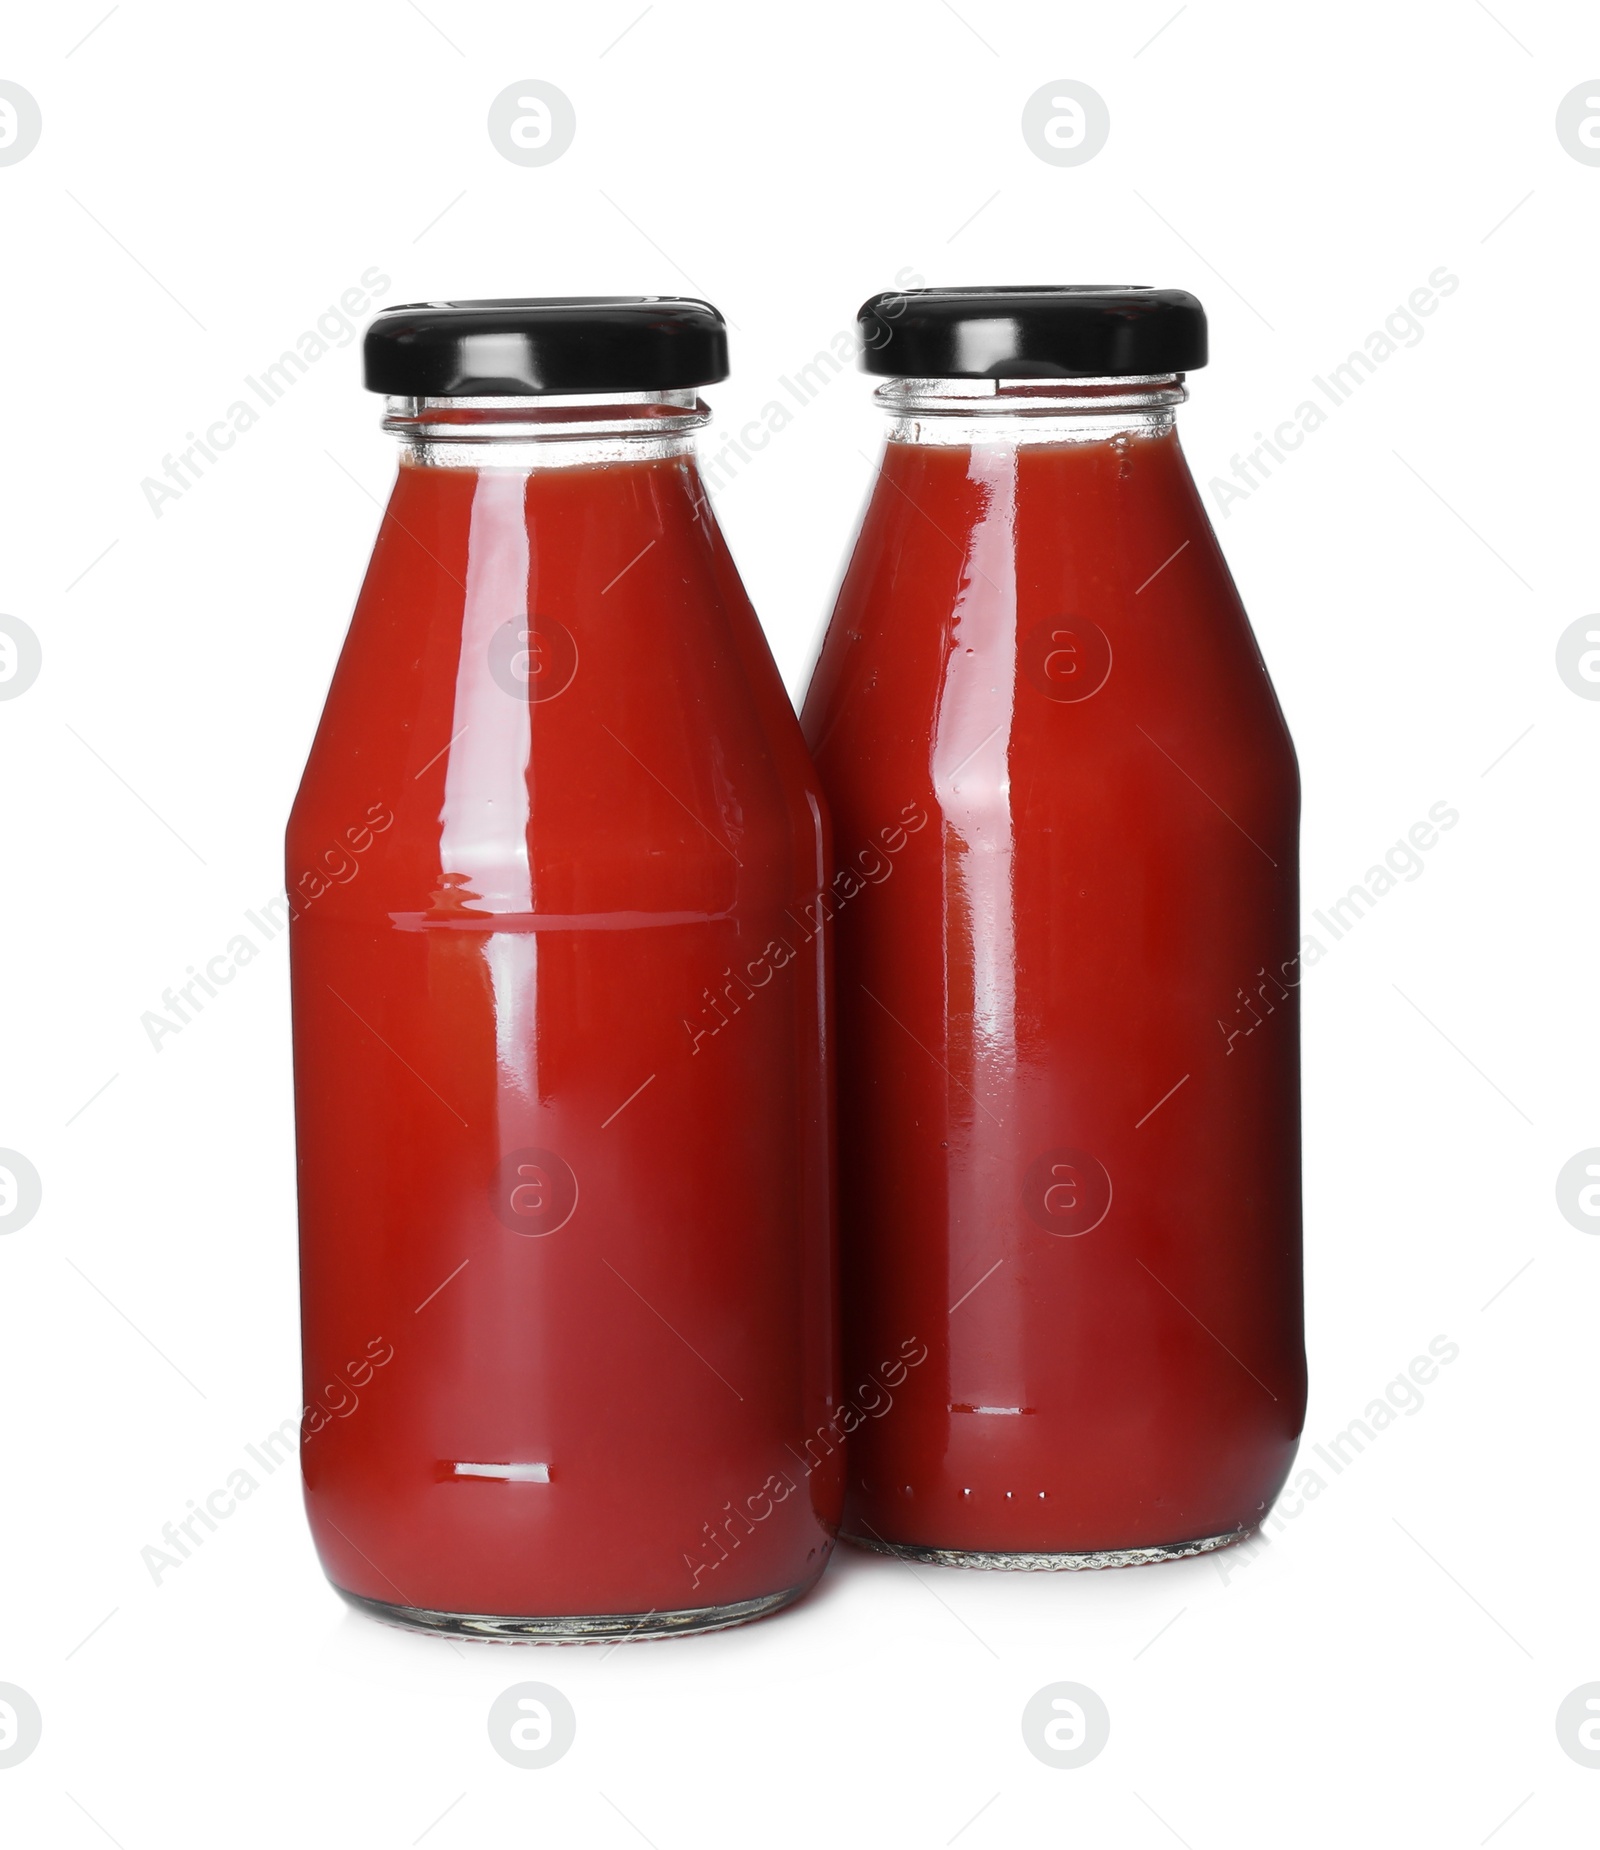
[290,399,840,1633]
[802,379,1305,1560]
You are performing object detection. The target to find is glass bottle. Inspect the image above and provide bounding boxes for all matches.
[801,287,1305,1567]
[289,299,839,1638]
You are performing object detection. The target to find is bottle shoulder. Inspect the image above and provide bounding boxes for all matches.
[808,433,1287,748]
[290,461,828,916]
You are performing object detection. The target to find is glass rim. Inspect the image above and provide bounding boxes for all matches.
[873,375,1188,415]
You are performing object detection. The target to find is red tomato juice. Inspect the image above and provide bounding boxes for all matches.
[290,442,841,1629]
[802,416,1306,1559]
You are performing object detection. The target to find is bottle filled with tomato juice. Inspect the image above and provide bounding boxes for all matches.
[801,286,1306,1567]
[289,299,840,1638]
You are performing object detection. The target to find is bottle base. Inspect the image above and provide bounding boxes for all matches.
[842,1525,1250,1571]
[336,1578,815,1644]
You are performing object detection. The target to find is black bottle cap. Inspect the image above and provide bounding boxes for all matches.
[363,297,730,395]
[857,286,1207,379]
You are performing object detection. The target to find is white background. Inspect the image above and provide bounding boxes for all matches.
[0,0,1595,1842]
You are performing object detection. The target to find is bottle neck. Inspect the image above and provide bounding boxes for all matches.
[384,390,710,470]
[876,374,1186,446]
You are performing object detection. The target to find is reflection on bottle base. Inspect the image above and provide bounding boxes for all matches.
[842,1526,1252,1572]
[337,1576,819,1643]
